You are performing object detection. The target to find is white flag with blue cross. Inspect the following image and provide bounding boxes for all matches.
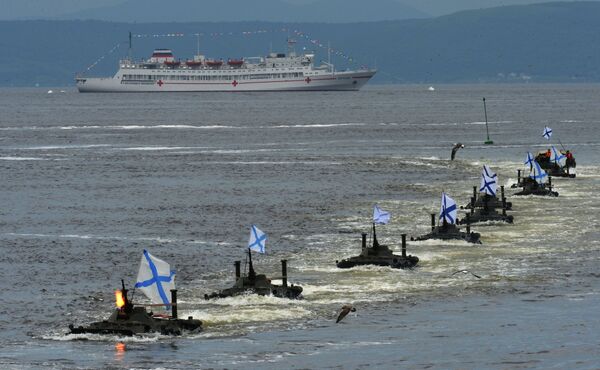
[479,165,498,197]
[542,126,553,140]
[529,160,548,185]
[373,204,391,225]
[248,225,267,254]
[439,192,458,225]
[135,250,176,306]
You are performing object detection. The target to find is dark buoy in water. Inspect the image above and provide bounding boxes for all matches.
[482,97,494,145]
[205,225,302,300]
[412,193,481,244]
[68,280,202,336]
[336,230,419,269]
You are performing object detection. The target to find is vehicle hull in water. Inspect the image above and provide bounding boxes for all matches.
[68,307,202,336]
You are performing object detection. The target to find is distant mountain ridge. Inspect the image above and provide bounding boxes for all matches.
[1,2,600,86]
[59,0,429,23]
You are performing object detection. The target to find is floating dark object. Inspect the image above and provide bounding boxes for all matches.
[68,281,202,336]
[459,185,513,224]
[412,213,481,244]
[204,250,303,300]
[535,150,576,178]
[336,226,419,269]
[513,170,559,197]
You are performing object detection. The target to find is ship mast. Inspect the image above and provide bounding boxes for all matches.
[328,42,331,73]
[128,31,132,62]
[196,33,200,56]
[287,37,296,56]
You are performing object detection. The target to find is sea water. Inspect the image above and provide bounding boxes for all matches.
[0,84,599,369]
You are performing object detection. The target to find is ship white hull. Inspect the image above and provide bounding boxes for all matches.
[77,70,376,93]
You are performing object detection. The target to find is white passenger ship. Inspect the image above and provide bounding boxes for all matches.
[76,47,376,92]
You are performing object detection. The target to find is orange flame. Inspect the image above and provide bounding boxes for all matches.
[115,290,126,308]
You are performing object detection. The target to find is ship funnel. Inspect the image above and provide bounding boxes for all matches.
[401,234,407,257]
[170,289,178,319]
[281,259,288,287]
[465,214,471,234]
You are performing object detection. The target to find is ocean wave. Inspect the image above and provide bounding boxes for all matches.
[0,124,240,131]
[1,232,217,245]
[267,123,366,128]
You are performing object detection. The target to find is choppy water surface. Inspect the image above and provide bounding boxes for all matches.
[0,84,599,369]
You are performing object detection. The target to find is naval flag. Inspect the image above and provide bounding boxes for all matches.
[135,250,176,306]
[542,126,553,140]
[373,204,391,225]
[529,160,548,185]
[248,225,267,254]
[551,146,566,167]
[524,152,535,169]
[479,165,498,197]
[439,192,458,225]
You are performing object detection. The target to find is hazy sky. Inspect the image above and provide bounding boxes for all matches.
[3,0,596,19]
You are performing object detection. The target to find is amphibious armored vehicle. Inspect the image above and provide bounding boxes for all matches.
[535,150,576,178]
[204,250,303,300]
[68,281,202,336]
[513,170,559,197]
[336,226,418,269]
[412,213,481,244]
[459,185,514,224]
